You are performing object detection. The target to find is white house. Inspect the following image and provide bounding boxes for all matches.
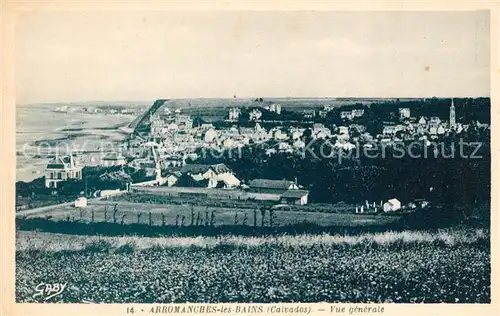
[351,109,364,117]
[383,198,402,212]
[383,126,396,135]
[269,103,282,114]
[338,126,349,135]
[273,129,288,141]
[340,111,354,120]
[293,139,306,149]
[399,108,411,118]
[302,110,316,119]
[45,155,82,188]
[216,172,241,188]
[228,108,241,121]
[204,129,218,143]
[165,171,182,187]
[249,109,262,121]
[74,196,87,208]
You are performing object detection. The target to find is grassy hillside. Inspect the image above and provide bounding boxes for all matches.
[16,229,490,303]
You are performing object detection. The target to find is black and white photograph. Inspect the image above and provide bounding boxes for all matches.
[9,6,493,309]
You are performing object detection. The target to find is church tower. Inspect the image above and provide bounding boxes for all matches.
[450,98,456,129]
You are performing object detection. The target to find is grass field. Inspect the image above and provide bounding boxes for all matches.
[16,229,490,303]
[22,200,400,228]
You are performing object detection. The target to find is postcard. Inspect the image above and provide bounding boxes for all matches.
[1,1,498,315]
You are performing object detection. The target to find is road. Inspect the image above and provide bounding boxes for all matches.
[15,192,128,217]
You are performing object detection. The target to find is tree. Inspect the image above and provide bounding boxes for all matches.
[193,117,206,127]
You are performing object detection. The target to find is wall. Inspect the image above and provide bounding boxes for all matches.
[132,186,281,202]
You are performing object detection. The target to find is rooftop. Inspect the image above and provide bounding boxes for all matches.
[281,189,310,199]
[46,155,79,169]
[249,179,296,190]
[180,163,231,175]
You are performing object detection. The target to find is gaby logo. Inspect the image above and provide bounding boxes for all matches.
[33,282,67,301]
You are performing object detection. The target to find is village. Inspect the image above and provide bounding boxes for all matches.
[13,9,492,305]
[34,97,485,216]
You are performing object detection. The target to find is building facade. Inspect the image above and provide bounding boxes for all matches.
[44,155,83,188]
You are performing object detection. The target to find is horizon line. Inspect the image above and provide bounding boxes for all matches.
[17,95,491,106]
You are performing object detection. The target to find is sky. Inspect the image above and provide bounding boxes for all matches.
[16,11,490,104]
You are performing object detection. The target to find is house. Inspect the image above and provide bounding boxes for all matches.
[323,105,334,112]
[340,111,354,120]
[200,123,214,130]
[302,110,316,119]
[249,179,299,194]
[269,103,282,114]
[74,196,87,208]
[293,139,306,149]
[383,198,402,212]
[280,189,309,205]
[312,123,328,133]
[338,126,349,135]
[417,124,427,134]
[273,129,288,141]
[351,109,365,117]
[249,109,262,121]
[163,155,184,168]
[340,109,364,120]
[429,117,442,127]
[165,171,182,187]
[102,152,127,167]
[44,155,82,188]
[180,164,217,182]
[216,172,241,189]
[228,108,241,121]
[222,138,235,148]
[175,115,193,129]
[265,148,277,156]
[318,110,329,118]
[418,117,427,125]
[350,124,366,134]
[289,127,305,140]
[178,163,237,188]
[383,125,396,135]
[204,129,218,143]
[399,108,411,118]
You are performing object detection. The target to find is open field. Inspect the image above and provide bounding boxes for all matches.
[114,191,373,214]
[16,229,490,303]
[21,200,400,228]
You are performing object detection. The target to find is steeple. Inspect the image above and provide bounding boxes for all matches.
[450,98,456,129]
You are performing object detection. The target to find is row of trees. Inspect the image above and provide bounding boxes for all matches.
[52,205,280,228]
